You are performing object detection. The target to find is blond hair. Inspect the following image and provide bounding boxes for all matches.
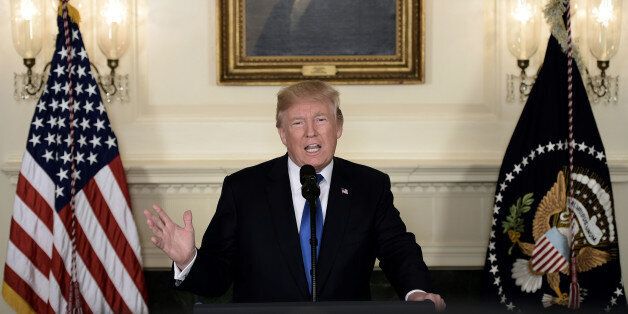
[275,80,343,128]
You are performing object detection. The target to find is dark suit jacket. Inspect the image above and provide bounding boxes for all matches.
[174,155,430,302]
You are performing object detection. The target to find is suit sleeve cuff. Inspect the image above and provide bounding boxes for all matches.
[173,249,198,281]
[405,289,426,301]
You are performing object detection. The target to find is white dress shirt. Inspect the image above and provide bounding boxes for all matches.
[287,157,333,232]
[173,157,422,299]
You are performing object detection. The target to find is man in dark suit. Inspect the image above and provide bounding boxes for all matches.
[143,81,445,310]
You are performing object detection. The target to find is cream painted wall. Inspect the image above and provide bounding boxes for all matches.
[1,0,628,311]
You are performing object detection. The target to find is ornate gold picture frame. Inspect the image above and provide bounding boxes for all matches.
[218,0,424,85]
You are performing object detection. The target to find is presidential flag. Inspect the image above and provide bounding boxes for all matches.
[2,5,148,313]
[482,3,625,312]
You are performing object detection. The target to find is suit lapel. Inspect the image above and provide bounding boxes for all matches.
[265,155,310,298]
[317,158,352,294]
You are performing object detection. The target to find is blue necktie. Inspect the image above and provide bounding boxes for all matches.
[299,174,324,293]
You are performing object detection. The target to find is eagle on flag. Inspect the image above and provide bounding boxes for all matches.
[507,171,611,308]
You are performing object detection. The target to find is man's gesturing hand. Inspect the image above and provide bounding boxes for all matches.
[143,205,196,269]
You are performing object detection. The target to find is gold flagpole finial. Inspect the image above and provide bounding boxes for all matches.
[57,1,81,24]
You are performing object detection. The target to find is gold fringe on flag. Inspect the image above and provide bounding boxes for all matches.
[544,0,594,105]
[2,282,36,314]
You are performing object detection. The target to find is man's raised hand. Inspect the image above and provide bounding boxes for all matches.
[143,205,196,269]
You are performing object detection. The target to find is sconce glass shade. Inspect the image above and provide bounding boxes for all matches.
[96,0,130,60]
[587,0,622,61]
[10,0,44,59]
[506,0,541,60]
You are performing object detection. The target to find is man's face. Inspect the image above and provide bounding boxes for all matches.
[278,100,343,172]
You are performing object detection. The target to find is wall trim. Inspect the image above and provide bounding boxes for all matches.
[3,158,628,269]
[4,158,628,184]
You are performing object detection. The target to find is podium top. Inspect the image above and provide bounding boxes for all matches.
[194,301,434,314]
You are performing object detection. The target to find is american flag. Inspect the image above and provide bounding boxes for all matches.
[2,8,148,314]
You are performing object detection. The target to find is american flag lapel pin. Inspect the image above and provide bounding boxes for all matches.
[341,188,349,195]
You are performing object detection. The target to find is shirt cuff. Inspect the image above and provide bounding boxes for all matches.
[173,249,198,281]
[405,289,426,301]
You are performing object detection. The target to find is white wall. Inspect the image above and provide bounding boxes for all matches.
[1,0,628,311]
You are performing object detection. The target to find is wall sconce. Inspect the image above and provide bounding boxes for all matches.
[11,0,46,100]
[586,0,622,103]
[506,0,623,104]
[95,0,130,102]
[506,0,541,103]
[11,0,131,103]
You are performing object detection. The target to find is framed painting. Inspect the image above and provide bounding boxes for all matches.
[218,0,424,84]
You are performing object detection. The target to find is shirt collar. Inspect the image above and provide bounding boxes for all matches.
[287,156,333,183]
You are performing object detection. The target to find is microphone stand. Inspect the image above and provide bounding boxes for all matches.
[300,164,320,302]
[306,196,318,302]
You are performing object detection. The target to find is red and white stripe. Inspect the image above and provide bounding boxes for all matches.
[531,236,568,274]
[3,151,148,313]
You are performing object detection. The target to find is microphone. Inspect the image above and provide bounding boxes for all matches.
[300,164,320,200]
